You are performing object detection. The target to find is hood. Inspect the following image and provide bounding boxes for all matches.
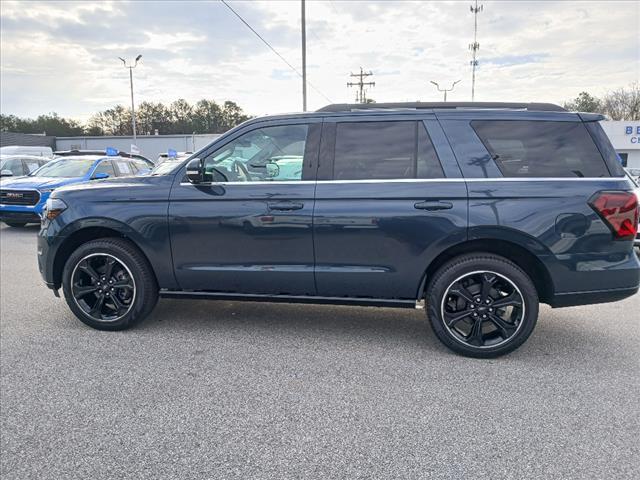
[0,176,85,190]
[53,175,171,196]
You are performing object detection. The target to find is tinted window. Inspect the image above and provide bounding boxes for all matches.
[202,125,308,182]
[471,120,610,178]
[94,161,116,177]
[333,121,443,180]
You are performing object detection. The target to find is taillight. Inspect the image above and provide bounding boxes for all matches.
[589,191,639,239]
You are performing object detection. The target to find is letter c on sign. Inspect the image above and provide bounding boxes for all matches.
[631,137,638,144]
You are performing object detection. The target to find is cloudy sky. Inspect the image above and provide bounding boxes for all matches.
[1,0,638,121]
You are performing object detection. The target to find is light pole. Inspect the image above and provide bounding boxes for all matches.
[301,0,307,111]
[118,54,142,144]
[430,80,461,102]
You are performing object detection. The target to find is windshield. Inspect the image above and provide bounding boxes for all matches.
[31,158,96,178]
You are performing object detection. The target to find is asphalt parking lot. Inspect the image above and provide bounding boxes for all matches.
[1,223,638,479]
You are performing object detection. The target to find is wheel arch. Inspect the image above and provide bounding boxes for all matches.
[52,222,157,289]
[419,238,555,304]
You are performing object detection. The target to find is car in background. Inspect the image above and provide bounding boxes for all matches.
[625,167,640,183]
[0,151,153,227]
[0,145,53,157]
[0,155,51,177]
[156,151,192,165]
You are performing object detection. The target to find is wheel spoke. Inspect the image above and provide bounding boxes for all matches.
[73,284,99,298]
[109,294,126,314]
[78,262,100,281]
[480,272,497,301]
[444,309,474,328]
[466,318,484,346]
[449,282,476,304]
[492,292,522,309]
[89,294,105,316]
[104,257,116,280]
[487,313,517,339]
[112,280,133,289]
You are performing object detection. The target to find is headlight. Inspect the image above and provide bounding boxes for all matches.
[44,197,68,220]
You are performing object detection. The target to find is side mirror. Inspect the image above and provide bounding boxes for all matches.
[186,158,203,183]
[92,172,109,180]
[0,170,13,177]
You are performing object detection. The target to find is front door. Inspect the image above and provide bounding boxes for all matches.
[169,120,320,295]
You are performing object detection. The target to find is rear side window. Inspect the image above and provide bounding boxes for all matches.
[471,120,610,178]
[333,121,444,180]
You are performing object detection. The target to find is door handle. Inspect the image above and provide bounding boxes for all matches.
[414,201,453,211]
[268,201,304,211]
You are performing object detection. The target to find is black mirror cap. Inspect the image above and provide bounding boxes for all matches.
[186,158,203,183]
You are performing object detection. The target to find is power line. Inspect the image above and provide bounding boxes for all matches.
[220,0,332,104]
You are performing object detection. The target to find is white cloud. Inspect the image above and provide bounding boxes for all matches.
[1,0,638,121]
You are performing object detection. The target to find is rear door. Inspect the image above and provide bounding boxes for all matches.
[312,116,467,300]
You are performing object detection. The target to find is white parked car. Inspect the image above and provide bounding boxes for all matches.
[0,155,51,177]
[0,145,53,157]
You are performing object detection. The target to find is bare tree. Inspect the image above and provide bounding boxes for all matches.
[601,82,640,120]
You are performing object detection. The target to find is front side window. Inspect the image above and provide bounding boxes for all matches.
[94,161,117,177]
[471,120,610,177]
[0,158,24,176]
[201,124,309,182]
[333,121,444,180]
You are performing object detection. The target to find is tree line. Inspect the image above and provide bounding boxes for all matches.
[0,99,251,137]
[563,83,639,120]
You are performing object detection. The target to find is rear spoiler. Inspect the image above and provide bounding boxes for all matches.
[578,112,606,122]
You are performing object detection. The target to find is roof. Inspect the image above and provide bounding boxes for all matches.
[54,150,152,163]
[317,102,567,113]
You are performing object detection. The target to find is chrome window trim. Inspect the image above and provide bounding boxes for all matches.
[179,177,627,187]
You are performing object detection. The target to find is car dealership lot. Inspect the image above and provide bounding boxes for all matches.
[1,223,638,479]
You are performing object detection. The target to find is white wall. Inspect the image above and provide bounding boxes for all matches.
[600,120,640,168]
[55,134,221,162]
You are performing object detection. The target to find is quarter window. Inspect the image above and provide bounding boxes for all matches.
[93,161,116,177]
[202,125,309,182]
[471,120,610,177]
[333,121,443,180]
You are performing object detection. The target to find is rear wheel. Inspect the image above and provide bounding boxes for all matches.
[426,253,539,358]
[62,238,158,330]
[4,221,27,227]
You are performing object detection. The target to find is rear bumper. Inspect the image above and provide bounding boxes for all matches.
[550,285,639,307]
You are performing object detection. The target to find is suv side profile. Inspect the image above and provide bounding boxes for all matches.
[37,103,640,358]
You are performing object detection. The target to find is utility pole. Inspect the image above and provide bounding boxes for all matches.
[118,54,142,145]
[301,0,307,111]
[430,80,461,102]
[469,0,483,101]
[347,67,375,103]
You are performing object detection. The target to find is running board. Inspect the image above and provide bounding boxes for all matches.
[159,290,419,309]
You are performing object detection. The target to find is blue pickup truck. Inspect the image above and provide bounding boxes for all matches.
[0,150,153,227]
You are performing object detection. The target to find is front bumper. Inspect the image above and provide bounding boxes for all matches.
[0,191,50,224]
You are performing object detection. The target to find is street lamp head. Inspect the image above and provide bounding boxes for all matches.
[430,80,438,87]
[135,54,142,62]
[453,80,462,87]
[118,57,126,65]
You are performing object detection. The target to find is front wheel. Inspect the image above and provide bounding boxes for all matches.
[62,238,158,330]
[426,253,539,358]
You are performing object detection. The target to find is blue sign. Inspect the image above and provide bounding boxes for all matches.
[625,126,633,134]
[168,149,177,158]
[105,147,118,156]
[637,126,640,134]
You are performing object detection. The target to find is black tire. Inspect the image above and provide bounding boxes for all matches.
[426,253,538,358]
[4,221,27,227]
[62,238,158,331]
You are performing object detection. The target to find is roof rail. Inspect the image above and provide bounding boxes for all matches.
[316,102,567,113]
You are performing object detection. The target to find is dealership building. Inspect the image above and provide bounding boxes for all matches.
[600,120,640,169]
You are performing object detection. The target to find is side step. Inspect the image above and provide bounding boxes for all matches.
[159,290,420,309]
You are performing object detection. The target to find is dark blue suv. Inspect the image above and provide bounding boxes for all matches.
[37,102,640,357]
